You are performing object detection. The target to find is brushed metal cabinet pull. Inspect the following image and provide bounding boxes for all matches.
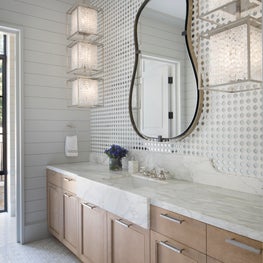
[115,219,132,228]
[159,241,184,254]
[82,202,96,209]
[63,193,73,198]
[160,213,184,224]
[225,238,262,255]
[64,177,73,182]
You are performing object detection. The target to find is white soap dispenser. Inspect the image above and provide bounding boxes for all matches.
[128,157,139,174]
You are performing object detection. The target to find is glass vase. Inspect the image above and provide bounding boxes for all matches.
[109,157,122,171]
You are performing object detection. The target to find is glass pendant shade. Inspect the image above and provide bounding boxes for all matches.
[70,5,98,36]
[69,41,98,73]
[199,0,261,25]
[201,17,262,92]
[71,78,98,107]
[67,3,103,107]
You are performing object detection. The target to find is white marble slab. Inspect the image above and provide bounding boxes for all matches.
[133,181,263,242]
[47,162,263,242]
[47,163,150,229]
[129,152,263,196]
[77,176,150,229]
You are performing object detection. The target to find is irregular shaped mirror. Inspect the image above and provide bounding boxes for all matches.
[129,0,202,141]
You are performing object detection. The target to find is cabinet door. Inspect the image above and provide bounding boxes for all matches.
[79,201,107,263]
[62,191,79,255]
[108,213,150,263]
[47,183,62,240]
[151,231,206,263]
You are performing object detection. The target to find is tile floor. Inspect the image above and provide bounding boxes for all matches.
[0,213,81,262]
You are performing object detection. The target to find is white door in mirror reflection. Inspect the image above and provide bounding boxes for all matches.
[140,56,181,138]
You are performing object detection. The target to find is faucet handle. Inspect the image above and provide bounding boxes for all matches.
[157,169,170,180]
[149,168,157,178]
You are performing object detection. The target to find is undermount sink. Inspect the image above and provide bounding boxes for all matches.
[77,173,150,228]
[73,164,167,229]
[103,176,149,188]
[70,165,129,180]
[103,174,167,188]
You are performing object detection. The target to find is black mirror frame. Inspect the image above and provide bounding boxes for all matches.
[129,0,204,141]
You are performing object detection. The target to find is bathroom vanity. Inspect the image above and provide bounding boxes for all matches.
[47,162,263,263]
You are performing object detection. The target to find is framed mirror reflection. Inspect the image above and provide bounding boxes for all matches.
[129,0,203,141]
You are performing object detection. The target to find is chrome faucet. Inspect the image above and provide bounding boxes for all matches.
[139,167,170,180]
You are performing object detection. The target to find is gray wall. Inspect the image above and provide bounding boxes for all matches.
[0,0,91,242]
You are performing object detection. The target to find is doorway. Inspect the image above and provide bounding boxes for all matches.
[140,55,181,137]
[0,33,7,212]
[0,24,23,243]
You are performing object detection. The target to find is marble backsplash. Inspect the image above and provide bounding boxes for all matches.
[89,151,263,196]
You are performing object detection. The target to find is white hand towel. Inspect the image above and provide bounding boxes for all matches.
[65,135,78,157]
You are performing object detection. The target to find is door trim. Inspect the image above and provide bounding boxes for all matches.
[0,34,7,212]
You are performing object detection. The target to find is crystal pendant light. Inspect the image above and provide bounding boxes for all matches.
[71,77,98,107]
[200,17,262,92]
[68,4,98,39]
[69,41,98,74]
[67,2,103,107]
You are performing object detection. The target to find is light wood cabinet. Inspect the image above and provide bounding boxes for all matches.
[151,205,206,254]
[150,205,206,263]
[47,169,263,263]
[151,205,263,263]
[47,169,79,256]
[107,213,150,263]
[79,200,107,263]
[207,256,221,263]
[207,225,263,263]
[47,169,63,241]
[62,176,77,193]
[47,169,150,263]
[47,183,62,240]
[62,191,79,256]
[151,230,206,263]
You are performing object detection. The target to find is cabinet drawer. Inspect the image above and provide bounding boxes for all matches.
[151,230,206,263]
[207,225,263,263]
[150,205,206,253]
[62,175,76,193]
[47,169,62,187]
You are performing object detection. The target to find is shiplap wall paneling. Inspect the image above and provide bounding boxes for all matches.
[0,0,91,242]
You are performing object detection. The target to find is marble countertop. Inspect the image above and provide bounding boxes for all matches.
[47,162,263,243]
